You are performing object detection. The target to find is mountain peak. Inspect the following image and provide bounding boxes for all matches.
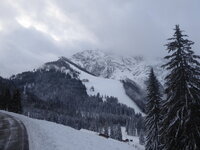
[71,50,148,87]
[70,50,166,88]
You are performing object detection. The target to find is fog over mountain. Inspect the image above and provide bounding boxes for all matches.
[0,0,200,77]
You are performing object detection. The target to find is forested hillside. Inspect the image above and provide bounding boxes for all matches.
[9,59,145,140]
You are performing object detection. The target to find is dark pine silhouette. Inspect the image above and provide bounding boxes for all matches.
[161,25,200,150]
[0,77,22,114]
[11,89,22,113]
[145,68,162,150]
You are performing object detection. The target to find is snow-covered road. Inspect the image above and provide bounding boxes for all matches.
[0,112,29,150]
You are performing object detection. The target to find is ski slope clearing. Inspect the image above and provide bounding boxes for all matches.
[2,111,142,150]
[66,60,143,114]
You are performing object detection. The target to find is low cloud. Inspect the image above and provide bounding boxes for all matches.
[0,0,199,77]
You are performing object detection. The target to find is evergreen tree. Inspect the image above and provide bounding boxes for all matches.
[104,124,109,136]
[110,124,122,141]
[110,124,115,139]
[161,25,200,150]
[0,95,3,110]
[126,118,137,136]
[136,117,145,136]
[12,89,22,113]
[116,124,122,141]
[0,89,7,110]
[139,130,145,145]
[145,68,162,150]
[5,88,11,111]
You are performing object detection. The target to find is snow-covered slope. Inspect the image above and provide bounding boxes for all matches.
[71,50,166,88]
[2,111,143,150]
[46,57,143,114]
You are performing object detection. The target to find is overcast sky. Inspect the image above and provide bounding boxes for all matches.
[0,0,200,77]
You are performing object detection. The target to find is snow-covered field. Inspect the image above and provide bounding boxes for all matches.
[1,111,144,150]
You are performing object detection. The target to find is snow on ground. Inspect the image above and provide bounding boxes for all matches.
[121,127,144,150]
[67,62,143,114]
[1,111,142,150]
[80,128,145,150]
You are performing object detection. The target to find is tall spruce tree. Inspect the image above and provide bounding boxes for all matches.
[104,124,109,136]
[139,130,145,145]
[5,88,11,111]
[110,124,122,141]
[145,68,162,150]
[12,89,22,114]
[116,124,122,141]
[161,25,200,150]
[0,89,7,110]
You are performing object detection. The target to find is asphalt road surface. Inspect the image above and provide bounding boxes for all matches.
[0,112,29,150]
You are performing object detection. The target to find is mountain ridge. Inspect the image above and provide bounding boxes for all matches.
[70,50,166,89]
[10,50,168,114]
[12,57,144,114]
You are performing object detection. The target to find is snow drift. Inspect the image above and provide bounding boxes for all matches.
[1,111,144,150]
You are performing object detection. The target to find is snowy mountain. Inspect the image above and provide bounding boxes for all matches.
[12,50,168,114]
[12,57,143,114]
[2,111,144,150]
[71,50,167,88]
[45,57,144,114]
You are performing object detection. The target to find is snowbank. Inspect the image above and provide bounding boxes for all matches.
[1,111,141,150]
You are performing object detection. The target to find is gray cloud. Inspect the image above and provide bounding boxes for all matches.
[0,0,200,77]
